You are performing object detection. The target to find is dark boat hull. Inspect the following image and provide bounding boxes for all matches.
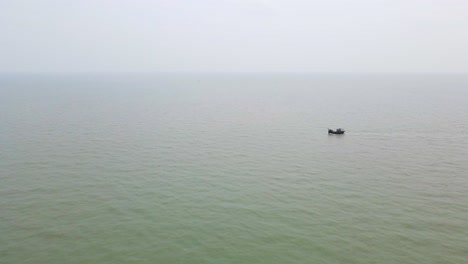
[328,129,345,134]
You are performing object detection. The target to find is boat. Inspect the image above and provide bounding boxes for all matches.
[328,128,345,134]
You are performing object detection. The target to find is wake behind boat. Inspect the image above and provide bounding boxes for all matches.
[328,128,345,134]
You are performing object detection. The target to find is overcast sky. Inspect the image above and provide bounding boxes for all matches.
[1,0,468,73]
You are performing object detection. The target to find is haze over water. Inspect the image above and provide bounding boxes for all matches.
[1,74,467,263]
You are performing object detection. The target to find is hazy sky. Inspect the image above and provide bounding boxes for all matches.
[2,0,468,73]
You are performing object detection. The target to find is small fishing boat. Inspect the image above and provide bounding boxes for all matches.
[328,128,345,134]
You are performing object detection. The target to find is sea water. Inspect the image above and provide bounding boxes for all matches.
[1,74,467,263]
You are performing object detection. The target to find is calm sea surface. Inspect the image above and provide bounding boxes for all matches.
[1,74,467,263]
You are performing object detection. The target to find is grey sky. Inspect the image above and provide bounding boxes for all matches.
[2,0,468,73]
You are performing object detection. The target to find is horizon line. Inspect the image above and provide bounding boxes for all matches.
[1,71,468,76]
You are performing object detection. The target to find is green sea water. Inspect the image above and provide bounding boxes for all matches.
[1,74,467,263]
